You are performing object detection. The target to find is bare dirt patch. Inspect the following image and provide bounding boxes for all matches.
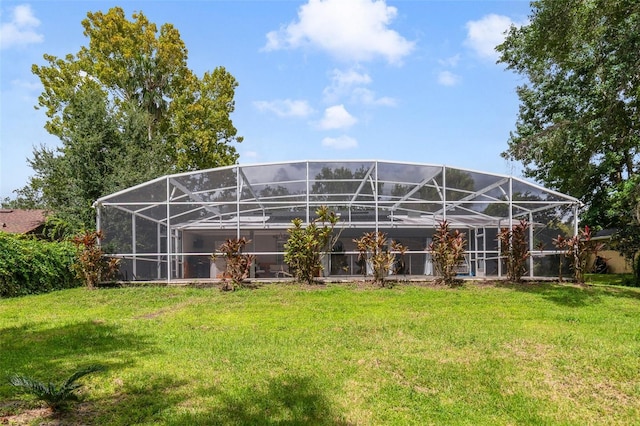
[134,300,194,319]
[0,401,53,425]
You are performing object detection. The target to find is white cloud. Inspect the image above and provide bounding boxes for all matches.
[9,78,41,102]
[438,54,461,68]
[0,4,43,50]
[323,67,396,106]
[253,99,314,118]
[323,68,370,102]
[351,87,396,106]
[332,68,372,87]
[437,71,461,87]
[264,0,415,65]
[322,135,358,150]
[318,104,357,130]
[464,14,522,61]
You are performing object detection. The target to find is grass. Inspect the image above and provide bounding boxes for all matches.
[1,280,639,425]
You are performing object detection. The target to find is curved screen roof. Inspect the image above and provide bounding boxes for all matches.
[95,160,580,230]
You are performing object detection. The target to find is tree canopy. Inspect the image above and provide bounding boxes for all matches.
[13,7,243,229]
[497,0,640,229]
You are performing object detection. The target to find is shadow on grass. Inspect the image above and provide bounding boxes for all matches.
[24,373,348,425]
[494,282,603,307]
[0,321,156,393]
[593,286,640,302]
[85,374,189,426]
[165,374,351,426]
[494,279,640,306]
[1,374,189,426]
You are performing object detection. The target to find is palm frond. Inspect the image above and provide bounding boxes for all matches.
[9,375,53,399]
[61,364,106,389]
[8,364,106,411]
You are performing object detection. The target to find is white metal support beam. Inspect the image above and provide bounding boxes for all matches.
[350,163,376,205]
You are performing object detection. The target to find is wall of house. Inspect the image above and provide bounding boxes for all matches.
[589,250,633,274]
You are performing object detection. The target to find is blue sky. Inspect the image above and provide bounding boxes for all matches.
[0,0,531,199]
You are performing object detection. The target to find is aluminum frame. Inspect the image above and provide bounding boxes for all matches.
[94,160,581,282]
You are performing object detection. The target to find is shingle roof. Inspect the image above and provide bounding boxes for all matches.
[0,209,48,234]
[593,228,617,240]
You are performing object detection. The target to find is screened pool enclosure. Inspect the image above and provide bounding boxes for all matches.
[94,160,581,282]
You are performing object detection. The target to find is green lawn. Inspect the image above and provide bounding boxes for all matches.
[1,281,639,425]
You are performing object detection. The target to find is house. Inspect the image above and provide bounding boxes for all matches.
[0,209,48,235]
[591,229,633,274]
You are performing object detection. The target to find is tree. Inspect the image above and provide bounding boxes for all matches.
[170,68,242,171]
[497,0,640,229]
[610,176,640,284]
[18,7,242,230]
[23,83,118,229]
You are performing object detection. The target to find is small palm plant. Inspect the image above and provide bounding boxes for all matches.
[9,364,105,411]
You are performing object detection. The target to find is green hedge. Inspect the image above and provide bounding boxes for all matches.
[0,233,81,297]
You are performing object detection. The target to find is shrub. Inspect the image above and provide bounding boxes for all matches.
[41,215,79,242]
[552,234,568,282]
[429,221,466,285]
[214,237,255,291]
[71,231,120,289]
[564,226,603,284]
[9,365,105,412]
[497,219,530,282]
[0,233,80,297]
[284,206,339,284]
[354,231,406,287]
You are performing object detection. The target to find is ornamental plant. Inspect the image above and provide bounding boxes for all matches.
[71,231,120,288]
[284,206,339,285]
[552,234,568,282]
[429,220,466,285]
[9,365,105,412]
[563,226,603,284]
[392,240,408,275]
[214,237,255,291]
[497,219,530,282]
[353,231,406,287]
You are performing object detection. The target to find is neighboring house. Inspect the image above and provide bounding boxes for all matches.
[591,229,633,274]
[0,209,48,235]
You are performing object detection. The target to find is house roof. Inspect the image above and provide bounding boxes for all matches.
[593,228,617,240]
[0,209,48,234]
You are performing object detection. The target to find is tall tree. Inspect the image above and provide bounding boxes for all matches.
[170,68,242,171]
[18,83,118,228]
[20,7,242,229]
[497,0,640,229]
